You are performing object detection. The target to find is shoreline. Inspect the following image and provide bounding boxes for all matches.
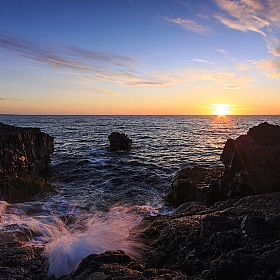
[0,121,279,279]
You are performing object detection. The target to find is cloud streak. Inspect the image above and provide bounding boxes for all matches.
[258,57,280,78]
[214,0,273,36]
[214,0,280,41]
[0,97,20,101]
[0,33,254,89]
[165,17,210,34]
[0,34,148,85]
[127,81,168,86]
[214,0,280,78]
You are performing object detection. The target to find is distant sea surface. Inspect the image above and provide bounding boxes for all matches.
[0,115,279,277]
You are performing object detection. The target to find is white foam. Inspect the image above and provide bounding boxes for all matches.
[0,202,151,278]
[43,206,144,278]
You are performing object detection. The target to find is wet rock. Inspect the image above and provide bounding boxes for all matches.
[59,250,186,280]
[3,193,279,280]
[108,132,132,151]
[0,122,54,202]
[0,231,48,280]
[241,214,274,239]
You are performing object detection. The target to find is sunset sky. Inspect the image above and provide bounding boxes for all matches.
[1,0,280,115]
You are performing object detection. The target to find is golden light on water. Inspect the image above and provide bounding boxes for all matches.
[211,104,234,116]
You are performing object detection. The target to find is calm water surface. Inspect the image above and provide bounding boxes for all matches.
[0,115,279,276]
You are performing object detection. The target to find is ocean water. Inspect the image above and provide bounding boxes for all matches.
[0,115,279,277]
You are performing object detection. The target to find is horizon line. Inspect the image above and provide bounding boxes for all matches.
[1,113,280,117]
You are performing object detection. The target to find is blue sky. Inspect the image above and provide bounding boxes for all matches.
[1,0,280,114]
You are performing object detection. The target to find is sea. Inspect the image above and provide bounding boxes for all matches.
[0,115,279,277]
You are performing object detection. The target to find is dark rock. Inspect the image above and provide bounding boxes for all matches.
[168,122,280,208]
[0,122,54,202]
[108,132,132,151]
[3,193,279,280]
[0,231,48,279]
[140,192,280,280]
[168,179,197,207]
[59,250,186,280]
[219,122,280,199]
[241,214,274,239]
[175,201,204,214]
[167,166,224,207]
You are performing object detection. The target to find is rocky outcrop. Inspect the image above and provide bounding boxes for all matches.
[0,122,54,202]
[108,132,132,151]
[140,192,280,280]
[167,166,224,207]
[219,122,280,197]
[167,122,280,208]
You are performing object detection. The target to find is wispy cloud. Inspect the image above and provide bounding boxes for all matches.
[127,81,168,86]
[223,83,241,89]
[258,57,280,78]
[0,34,144,84]
[0,33,255,89]
[272,47,280,56]
[215,49,228,54]
[214,0,271,36]
[165,17,210,34]
[191,58,213,64]
[0,97,20,100]
[158,68,253,89]
[214,0,280,77]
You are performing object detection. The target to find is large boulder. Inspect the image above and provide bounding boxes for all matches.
[108,132,132,151]
[167,166,223,207]
[168,122,280,208]
[219,122,280,197]
[0,122,54,202]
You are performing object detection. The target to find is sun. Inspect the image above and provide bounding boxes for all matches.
[212,104,232,116]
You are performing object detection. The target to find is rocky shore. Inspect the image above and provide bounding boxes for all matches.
[0,122,54,202]
[0,122,279,279]
[61,192,280,280]
[62,122,280,280]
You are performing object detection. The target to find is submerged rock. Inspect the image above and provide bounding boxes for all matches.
[0,122,54,202]
[108,132,132,151]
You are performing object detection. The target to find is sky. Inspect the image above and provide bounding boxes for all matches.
[1,0,280,115]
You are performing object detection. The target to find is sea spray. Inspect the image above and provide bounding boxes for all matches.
[43,205,149,278]
[0,199,155,278]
